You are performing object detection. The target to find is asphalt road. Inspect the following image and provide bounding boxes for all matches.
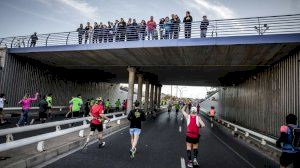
[45,112,278,168]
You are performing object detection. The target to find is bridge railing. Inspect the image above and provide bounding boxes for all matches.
[0,111,126,152]
[1,14,300,48]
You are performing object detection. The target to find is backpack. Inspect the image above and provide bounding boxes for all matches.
[288,126,300,150]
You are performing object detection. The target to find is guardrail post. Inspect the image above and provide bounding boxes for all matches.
[6,134,14,143]
[245,132,249,137]
[37,141,45,152]
[117,120,121,125]
[227,123,230,128]
[261,139,266,145]
[56,125,61,131]
[66,32,71,45]
[46,34,50,46]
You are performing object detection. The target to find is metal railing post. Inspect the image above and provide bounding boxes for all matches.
[66,32,71,45]
[46,34,50,46]
[258,17,261,35]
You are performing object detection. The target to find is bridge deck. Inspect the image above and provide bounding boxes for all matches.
[45,112,278,168]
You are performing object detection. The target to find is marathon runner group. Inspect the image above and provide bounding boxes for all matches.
[1,92,299,167]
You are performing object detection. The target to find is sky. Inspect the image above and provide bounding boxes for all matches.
[0,0,300,37]
[1,0,299,98]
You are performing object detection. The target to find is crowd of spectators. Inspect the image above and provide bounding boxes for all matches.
[75,11,209,44]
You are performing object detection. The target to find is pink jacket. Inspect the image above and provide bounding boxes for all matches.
[19,95,38,110]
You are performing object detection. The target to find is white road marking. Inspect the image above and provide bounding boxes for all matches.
[179,126,182,132]
[36,126,130,168]
[181,157,186,168]
[207,129,256,168]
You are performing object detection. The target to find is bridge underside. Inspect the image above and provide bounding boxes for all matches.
[9,34,300,86]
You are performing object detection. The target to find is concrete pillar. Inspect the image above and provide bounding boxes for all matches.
[127,67,136,114]
[137,74,143,103]
[144,81,150,112]
[154,85,158,107]
[150,84,154,109]
[158,86,162,108]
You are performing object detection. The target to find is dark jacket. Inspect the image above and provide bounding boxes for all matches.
[200,20,209,30]
[39,99,48,113]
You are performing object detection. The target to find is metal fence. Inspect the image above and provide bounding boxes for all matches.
[1,14,300,48]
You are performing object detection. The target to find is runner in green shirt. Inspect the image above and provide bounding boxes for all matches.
[115,99,121,111]
[105,99,110,113]
[46,93,53,119]
[69,94,83,117]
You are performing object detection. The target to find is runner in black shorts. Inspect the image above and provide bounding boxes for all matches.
[83,97,110,151]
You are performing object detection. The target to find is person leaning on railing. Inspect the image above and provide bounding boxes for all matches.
[200,15,209,38]
[93,22,99,43]
[171,15,181,39]
[139,20,146,40]
[84,22,93,44]
[76,24,85,44]
[30,32,38,47]
[126,18,133,41]
[164,17,172,39]
[118,18,127,42]
[159,18,165,40]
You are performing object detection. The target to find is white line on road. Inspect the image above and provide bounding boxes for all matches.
[36,126,130,168]
[179,126,182,132]
[207,129,256,168]
[181,157,186,168]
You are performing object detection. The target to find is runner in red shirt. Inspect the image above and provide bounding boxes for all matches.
[82,97,110,151]
[182,104,205,168]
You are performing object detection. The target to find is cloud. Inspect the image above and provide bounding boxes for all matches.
[186,0,235,19]
[59,0,99,20]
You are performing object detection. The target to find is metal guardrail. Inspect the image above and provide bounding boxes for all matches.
[0,112,126,152]
[200,108,279,151]
[3,106,67,111]
[1,14,300,48]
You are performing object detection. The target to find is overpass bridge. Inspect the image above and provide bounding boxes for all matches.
[0,14,300,167]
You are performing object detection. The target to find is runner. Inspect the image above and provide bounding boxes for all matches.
[105,99,110,113]
[127,101,146,158]
[17,92,39,127]
[38,95,48,123]
[276,114,300,168]
[167,102,172,117]
[84,99,90,117]
[65,96,74,118]
[46,93,53,119]
[175,102,180,117]
[196,103,200,115]
[69,94,83,118]
[181,105,205,168]
[82,97,110,151]
[0,93,7,124]
[115,99,121,112]
[209,106,216,127]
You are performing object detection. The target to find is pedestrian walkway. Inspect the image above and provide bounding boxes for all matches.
[45,112,278,168]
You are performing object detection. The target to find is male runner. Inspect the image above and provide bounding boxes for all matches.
[209,106,216,127]
[82,97,110,150]
[46,93,53,119]
[175,102,180,117]
[0,93,7,124]
[127,101,146,158]
[182,105,205,167]
[69,94,83,118]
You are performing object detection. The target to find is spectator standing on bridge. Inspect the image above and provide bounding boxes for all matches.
[114,20,120,42]
[30,32,38,47]
[76,24,85,44]
[118,18,126,41]
[84,22,93,44]
[93,22,99,43]
[46,93,53,119]
[0,93,7,124]
[132,19,139,41]
[164,17,172,39]
[115,99,121,111]
[139,20,146,40]
[159,18,165,39]
[126,18,133,41]
[172,15,181,39]
[147,16,157,40]
[182,105,205,168]
[128,101,146,158]
[276,114,300,168]
[17,92,39,127]
[82,97,110,150]
[108,22,114,42]
[183,11,193,38]
[69,94,83,118]
[200,16,209,38]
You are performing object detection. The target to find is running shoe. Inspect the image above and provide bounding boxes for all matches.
[187,160,193,168]
[130,148,136,158]
[193,158,199,166]
[98,142,105,148]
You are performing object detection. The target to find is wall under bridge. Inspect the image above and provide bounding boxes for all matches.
[219,50,300,137]
[0,48,132,107]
